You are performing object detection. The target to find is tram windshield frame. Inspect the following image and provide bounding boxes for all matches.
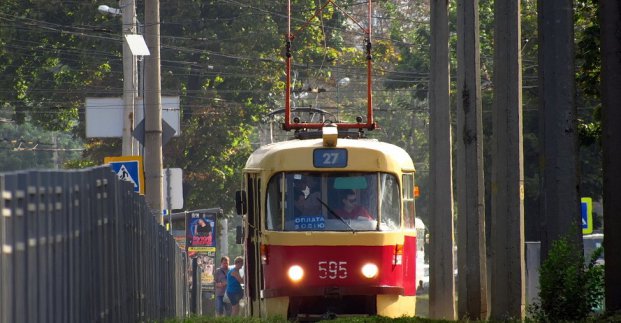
[265,172,401,232]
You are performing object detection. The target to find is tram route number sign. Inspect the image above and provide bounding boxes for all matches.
[313,148,347,168]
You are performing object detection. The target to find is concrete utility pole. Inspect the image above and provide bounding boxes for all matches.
[537,0,581,259]
[121,0,138,156]
[455,0,487,319]
[144,0,164,223]
[428,0,456,320]
[490,1,525,320]
[600,0,621,312]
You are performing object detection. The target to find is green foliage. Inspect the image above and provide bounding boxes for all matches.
[528,235,604,322]
[165,315,447,323]
[575,0,601,101]
[165,315,288,323]
[371,92,430,223]
[574,0,603,205]
[0,120,84,171]
[0,0,113,134]
[64,159,97,169]
[0,0,607,241]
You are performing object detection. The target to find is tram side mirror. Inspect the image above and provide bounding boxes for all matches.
[235,225,243,244]
[235,190,247,215]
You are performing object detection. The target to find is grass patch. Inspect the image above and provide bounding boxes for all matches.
[165,315,454,323]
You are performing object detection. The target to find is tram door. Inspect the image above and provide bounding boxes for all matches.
[244,173,263,316]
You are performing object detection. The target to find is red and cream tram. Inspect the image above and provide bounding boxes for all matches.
[234,0,419,318]
[235,127,418,319]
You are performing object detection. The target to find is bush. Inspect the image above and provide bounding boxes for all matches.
[528,235,604,322]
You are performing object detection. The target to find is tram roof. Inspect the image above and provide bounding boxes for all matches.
[244,138,415,172]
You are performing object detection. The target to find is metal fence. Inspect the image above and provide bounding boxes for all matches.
[0,166,189,322]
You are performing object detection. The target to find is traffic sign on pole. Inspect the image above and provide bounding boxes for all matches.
[104,155,145,194]
[581,197,593,234]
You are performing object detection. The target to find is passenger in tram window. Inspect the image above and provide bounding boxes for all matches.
[293,176,321,215]
[293,189,307,216]
[302,176,322,215]
[335,190,373,220]
[293,176,308,194]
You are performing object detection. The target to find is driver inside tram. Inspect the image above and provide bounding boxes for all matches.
[334,189,373,220]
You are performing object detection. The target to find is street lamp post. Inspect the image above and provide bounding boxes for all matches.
[99,1,138,156]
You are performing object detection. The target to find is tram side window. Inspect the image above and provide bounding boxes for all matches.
[379,173,400,231]
[403,173,415,229]
[266,173,284,230]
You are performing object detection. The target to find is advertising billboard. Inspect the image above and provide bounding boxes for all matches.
[186,210,217,290]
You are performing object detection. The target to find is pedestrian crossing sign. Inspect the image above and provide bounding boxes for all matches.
[581,197,593,234]
[104,156,145,194]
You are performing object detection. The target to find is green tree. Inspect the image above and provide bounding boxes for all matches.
[574,0,603,214]
[529,233,604,321]
[0,118,83,171]
[0,0,118,133]
[0,0,605,235]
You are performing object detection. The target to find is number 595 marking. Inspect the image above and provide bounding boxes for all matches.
[318,261,348,279]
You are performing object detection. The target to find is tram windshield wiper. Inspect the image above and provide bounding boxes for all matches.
[316,197,355,232]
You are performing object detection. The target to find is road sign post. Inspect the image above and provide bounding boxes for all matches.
[104,156,145,194]
[581,197,593,234]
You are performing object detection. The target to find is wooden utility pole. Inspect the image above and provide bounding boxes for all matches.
[490,0,525,320]
[144,0,164,223]
[455,0,487,319]
[537,0,580,259]
[600,0,621,312]
[121,0,138,156]
[429,0,456,320]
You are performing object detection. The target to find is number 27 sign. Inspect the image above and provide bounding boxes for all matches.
[313,149,348,168]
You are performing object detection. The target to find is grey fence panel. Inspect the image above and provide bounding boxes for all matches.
[82,169,95,322]
[68,171,79,323]
[1,174,14,323]
[0,175,5,322]
[0,167,189,322]
[25,172,40,323]
[106,171,120,323]
[53,170,69,323]
[38,171,50,323]
[74,169,86,322]
[97,170,109,321]
[15,172,28,322]
[62,171,74,323]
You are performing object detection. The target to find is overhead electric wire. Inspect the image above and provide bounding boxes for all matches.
[0,1,426,66]
[1,14,431,82]
[1,1,438,118]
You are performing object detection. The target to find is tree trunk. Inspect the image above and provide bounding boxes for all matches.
[599,0,621,312]
[456,0,488,319]
[490,0,525,319]
[429,0,456,320]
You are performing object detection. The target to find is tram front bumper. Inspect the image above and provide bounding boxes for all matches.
[263,285,403,298]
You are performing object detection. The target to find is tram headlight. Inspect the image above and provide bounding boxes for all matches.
[361,263,378,279]
[287,265,304,282]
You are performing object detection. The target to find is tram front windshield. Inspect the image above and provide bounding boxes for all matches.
[266,172,401,232]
